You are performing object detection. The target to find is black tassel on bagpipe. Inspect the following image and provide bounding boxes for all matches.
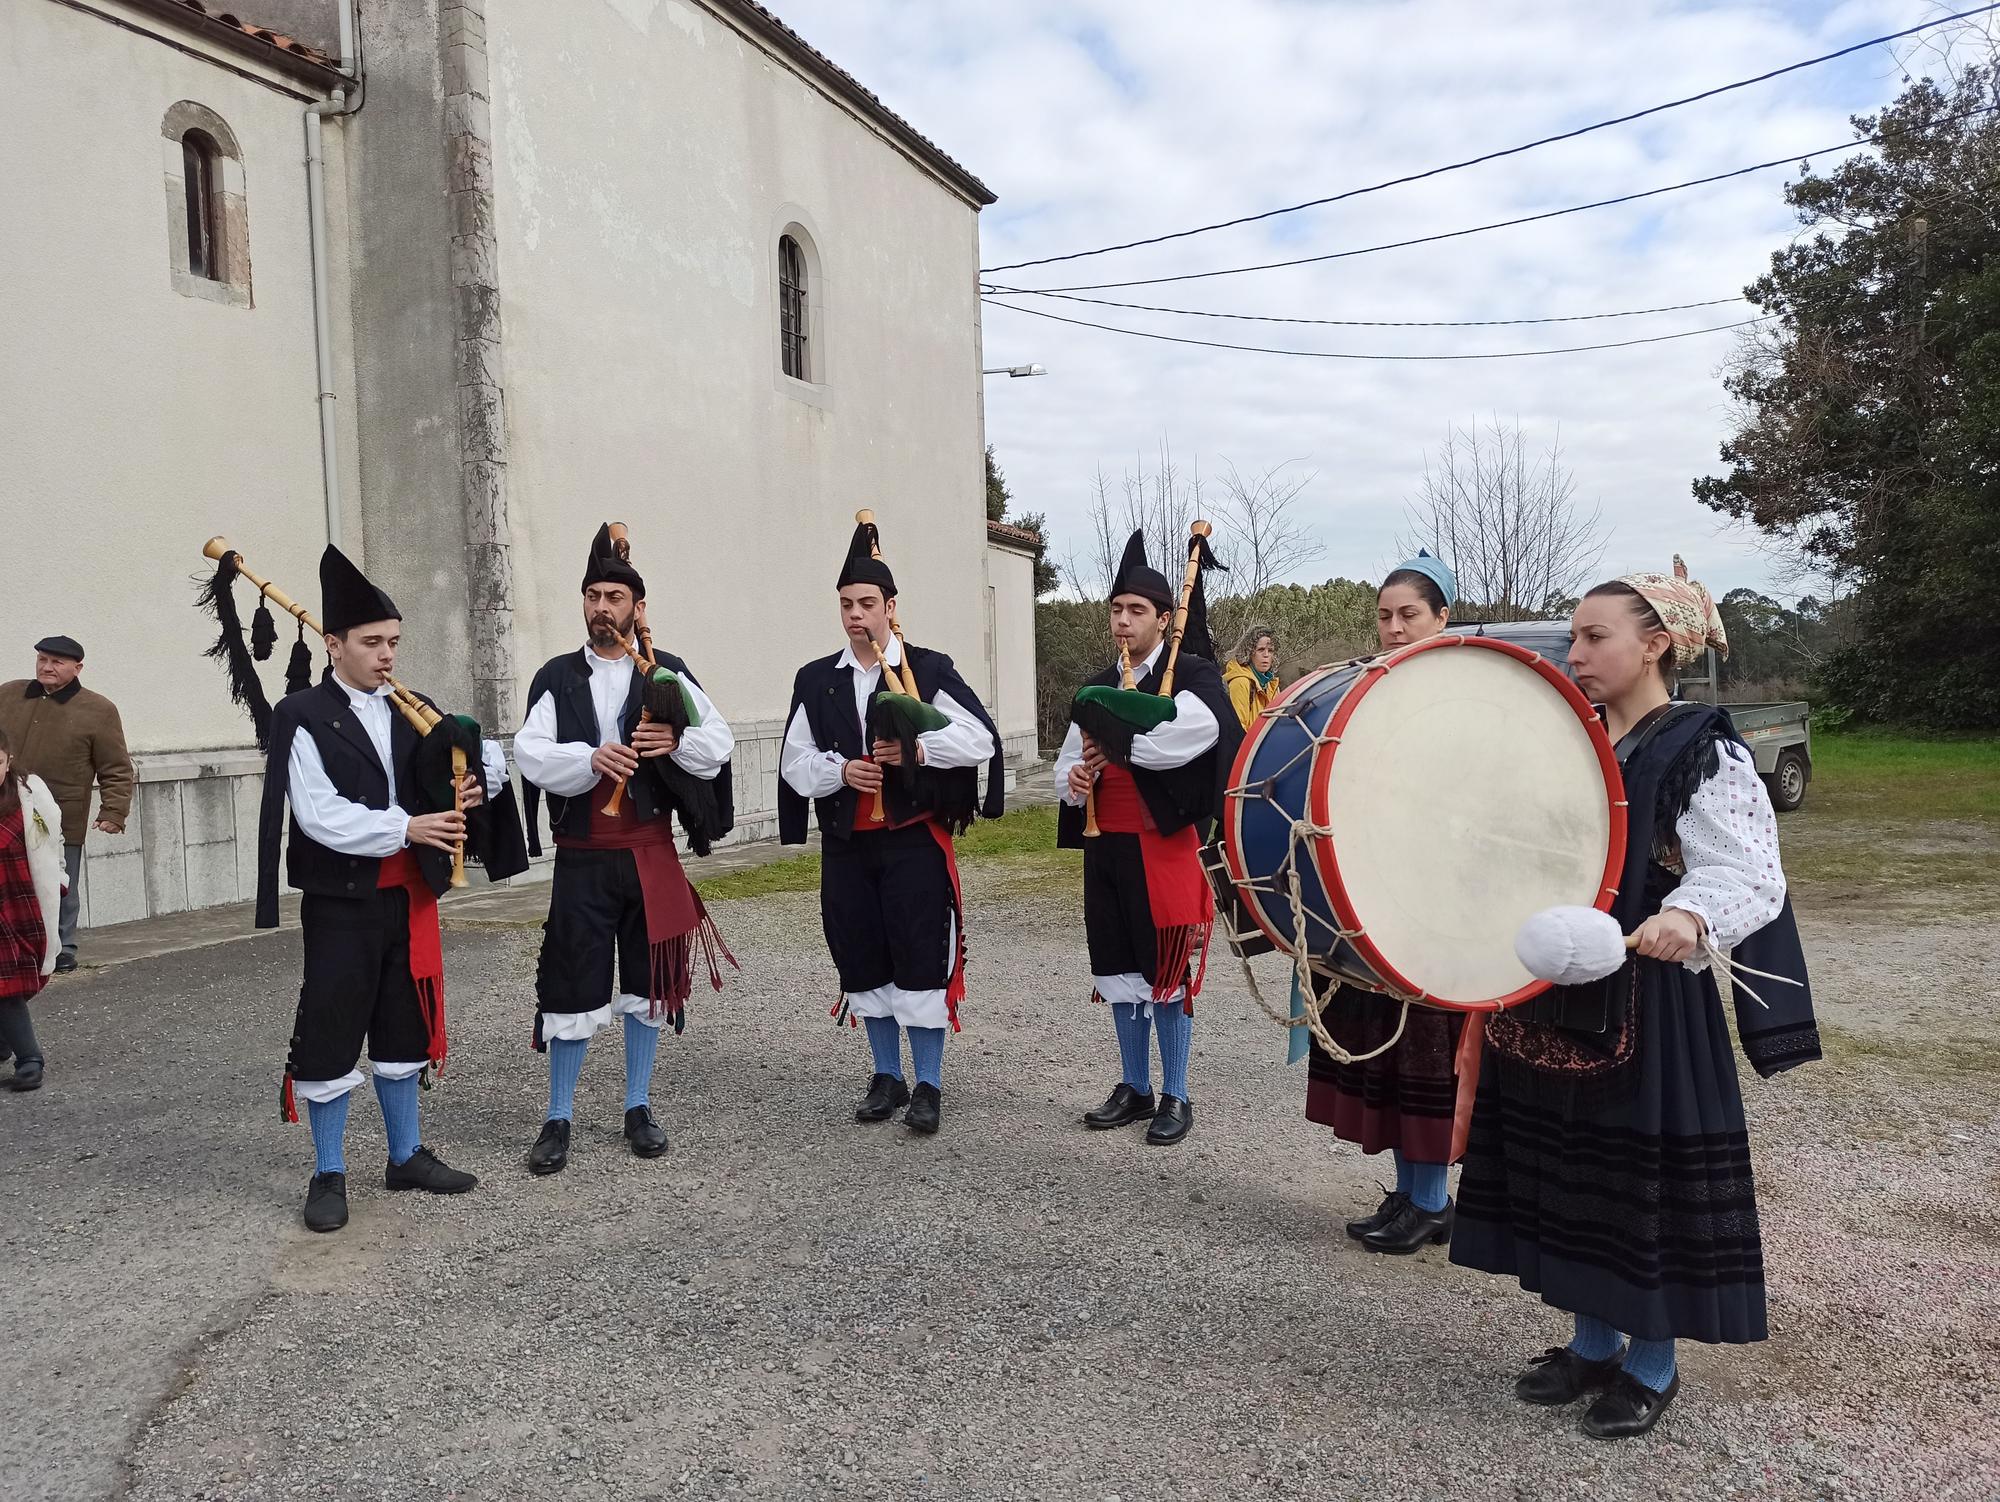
[195,552,274,749]
[284,621,314,697]
[250,600,277,661]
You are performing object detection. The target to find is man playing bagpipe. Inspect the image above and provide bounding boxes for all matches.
[514,525,736,1175]
[1055,527,1241,1146]
[224,544,529,1234]
[778,512,1004,1135]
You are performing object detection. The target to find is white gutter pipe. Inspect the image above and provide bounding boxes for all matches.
[305,0,358,546]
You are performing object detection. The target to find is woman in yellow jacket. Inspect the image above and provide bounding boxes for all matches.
[1222,624,1280,729]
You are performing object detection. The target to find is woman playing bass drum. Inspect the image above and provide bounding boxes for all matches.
[1449,561,1818,1440]
[1303,551,1478,1255]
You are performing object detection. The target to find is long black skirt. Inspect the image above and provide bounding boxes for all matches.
[1449,957,1767,1344]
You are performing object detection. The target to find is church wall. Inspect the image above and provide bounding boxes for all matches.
[0,0,358,926]
[480,0,994,779]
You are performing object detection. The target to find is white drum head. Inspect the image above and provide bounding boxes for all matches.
[1313,639,1619,1008]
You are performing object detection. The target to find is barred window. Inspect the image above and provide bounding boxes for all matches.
[779,235,809,381]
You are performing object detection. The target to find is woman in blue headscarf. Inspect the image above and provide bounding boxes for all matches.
[1303,551,1482,1255]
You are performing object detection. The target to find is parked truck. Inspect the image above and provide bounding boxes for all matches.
[1448,621,1814,811]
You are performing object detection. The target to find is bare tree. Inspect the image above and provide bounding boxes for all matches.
[1397,417,1608,616]
[1069,441,1324,601]
[1213,458,1323,598]
[1069,441,1209,598]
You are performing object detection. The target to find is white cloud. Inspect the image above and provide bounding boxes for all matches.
[779,0,1958,601]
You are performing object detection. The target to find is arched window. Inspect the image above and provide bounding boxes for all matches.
[778,234,809,381]
[182,130,222,281]
[161,102,250,308]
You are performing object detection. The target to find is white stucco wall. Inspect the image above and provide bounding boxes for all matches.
[482,0,990,722]
[985,541,1039,752]
[0,0,345,755]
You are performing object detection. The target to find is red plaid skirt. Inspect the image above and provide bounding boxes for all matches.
[0,804,49,1001]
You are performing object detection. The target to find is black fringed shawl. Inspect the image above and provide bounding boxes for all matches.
[1621,702,1820,1078]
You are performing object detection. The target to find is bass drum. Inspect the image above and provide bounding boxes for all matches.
[1220,635,1625,1012]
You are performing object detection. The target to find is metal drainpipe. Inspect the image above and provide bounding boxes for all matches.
[305,0,359,546]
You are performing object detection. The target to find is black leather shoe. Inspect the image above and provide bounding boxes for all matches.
[624,1105,668,1158]
[529,1119,571,1175]
[1083,1083,1157,1129]
[1580,1370,1680,1439]
[904,1082,941,1135]
[7,1058,43,1092]
[385,1145,478,1195]
[1361,1197,1453,1254]
[855,1073,910,1123]
[1345,1188,1407,1241]
[52,954,77,975]
[1514,1346,1627,1406]
[1145,1095,1194,1145]
[304,1171,348,1233]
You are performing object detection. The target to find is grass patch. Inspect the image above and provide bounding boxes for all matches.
[1779,731,2000,908]
[695,805,1077,904]
[696,852,821,903]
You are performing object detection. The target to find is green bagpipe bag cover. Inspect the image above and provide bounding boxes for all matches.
[1069,684,1177,768]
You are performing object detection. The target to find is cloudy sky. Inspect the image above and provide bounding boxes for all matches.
[782,0,1980,600]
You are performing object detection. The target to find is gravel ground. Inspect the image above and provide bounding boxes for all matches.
[2,862,1995,1502]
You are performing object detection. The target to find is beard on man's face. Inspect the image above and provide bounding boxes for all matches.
[587,608,632,647]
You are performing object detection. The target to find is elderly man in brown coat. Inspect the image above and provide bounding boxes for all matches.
[0,637,134,971]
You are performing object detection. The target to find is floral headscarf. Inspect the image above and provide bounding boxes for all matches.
[1618,555,1728,666]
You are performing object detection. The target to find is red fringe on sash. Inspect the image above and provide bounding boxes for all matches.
[648,900,738,1034]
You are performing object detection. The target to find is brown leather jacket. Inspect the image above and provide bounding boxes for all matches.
[0,680,135,844]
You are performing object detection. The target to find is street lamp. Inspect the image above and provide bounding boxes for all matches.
[982,363,1047,377]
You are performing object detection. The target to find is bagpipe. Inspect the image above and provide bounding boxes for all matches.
[1073,520,1214,837]
[596,523,704,818]
[848,510,983,834]
[590,523,729,855]
[196,537,480,887]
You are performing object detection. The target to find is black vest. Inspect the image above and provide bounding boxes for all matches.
[778,642,1004,845]
[518,648,733,856]
[256,677,451,924]
[1055,650,1241,847]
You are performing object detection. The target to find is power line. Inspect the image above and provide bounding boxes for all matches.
[981,296,1774,360]
[979,3,2000,274]
[978,286,1748,328]
[1006,103,2000,293]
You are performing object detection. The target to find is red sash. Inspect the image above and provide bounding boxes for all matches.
[1093,765,1213,1009]
[378,848,447,1072]
[556,786,736,1029]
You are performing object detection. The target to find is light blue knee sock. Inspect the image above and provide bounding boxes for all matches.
[1110,1002,1152,1092]
[862,1015,903,1079]
[906,1026,945,1090]
[1152,1003,1192,1101]
[1570,1314,1624,1363]
[623,1014,660,1111]
[1622,1338,1678,1394]
[1392,1149,1414,1197]
[1405,1159,1449,1213]
[306,1091,351,1175]
[372,1072,422,1166]
[546,1036,588,1122]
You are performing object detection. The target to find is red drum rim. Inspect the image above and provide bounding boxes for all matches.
[1303,635,1628,1013]
[1221,662,1347,957]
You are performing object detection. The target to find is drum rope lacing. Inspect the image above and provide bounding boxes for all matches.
[1211,669,1417,1066]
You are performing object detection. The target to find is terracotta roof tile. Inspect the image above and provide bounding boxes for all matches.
[167,0,337,68]
[988,520,1044,549]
